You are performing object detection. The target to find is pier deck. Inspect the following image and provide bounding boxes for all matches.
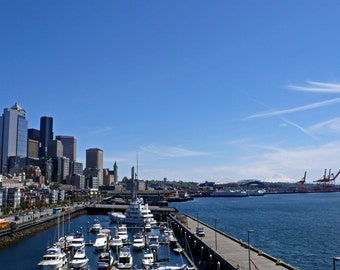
[171,214,297,270]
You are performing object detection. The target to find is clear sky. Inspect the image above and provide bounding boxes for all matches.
[2,1,340,183]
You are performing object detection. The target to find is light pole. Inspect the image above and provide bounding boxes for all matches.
[248,230,254,270]
[215,218,218,251]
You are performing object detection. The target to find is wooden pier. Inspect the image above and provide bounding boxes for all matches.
[169,214,298,270]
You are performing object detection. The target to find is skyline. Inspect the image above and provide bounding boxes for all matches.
[2,1,340,183]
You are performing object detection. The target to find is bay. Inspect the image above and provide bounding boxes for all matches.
[169,192,340,270]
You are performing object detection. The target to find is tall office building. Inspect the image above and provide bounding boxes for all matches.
[86,148,103,181]
[39,116,53,158]
[0,103,28,174]
[48,140,64,157]
[27,128,40,159]
[55,135,77,161]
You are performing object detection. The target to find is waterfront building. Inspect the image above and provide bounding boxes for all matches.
[0,103,28,175]
[67,174,85,189]
[85,148,103,181]
[39,116,53,159]
[103,168,114,186]
[55,135,77,162]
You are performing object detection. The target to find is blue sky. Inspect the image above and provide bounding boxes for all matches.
[2,1,340,183]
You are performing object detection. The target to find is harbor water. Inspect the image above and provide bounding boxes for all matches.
[0,192,339,270]
[170,192,340,270]
[0,214,189,270]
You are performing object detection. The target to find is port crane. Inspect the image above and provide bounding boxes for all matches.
[296,171,307,192]
[313,169,339,191]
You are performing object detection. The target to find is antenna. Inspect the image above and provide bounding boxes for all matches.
[136,152,139,180]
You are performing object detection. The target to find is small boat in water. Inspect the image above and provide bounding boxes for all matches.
[116,247,133,269]
[116,224,129,242]
[90,217,102,233]
[70,247,89,269]
[132,232,145,250]
[97,251,114,270]
[142,249,154,269]
[37,245,68,270]
[110,233,123,250]
[93,229,110,251]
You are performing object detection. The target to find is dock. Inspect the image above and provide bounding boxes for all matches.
[169,214,298,270]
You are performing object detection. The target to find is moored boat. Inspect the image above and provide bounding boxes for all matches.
[116,247,133,269]
[210,189,248,197]
[70,247,89,269]
[97,251,114,270]
[37,245,68,270]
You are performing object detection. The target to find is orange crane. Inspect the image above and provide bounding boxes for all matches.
[296,171,307,185]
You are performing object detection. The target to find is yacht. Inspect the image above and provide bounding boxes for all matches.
[97,251,114,270]
[116,224,129,242]
[90,217,103,233]
[132,232,145,250]
[210,189,248,197]
[142,249,154,269]
[108,197,157,226]
[147,233,159,251]
[93,229,110,251]
[70,247,89,269]
[116,247,133,269]
[37,245,67,270]
[110,233,123,250]
[69,230,85,251]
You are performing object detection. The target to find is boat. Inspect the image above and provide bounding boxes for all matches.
[93,229,110,251]
[154,264,191,270]
[116,224,129,242]
[210,189,248,197]
[247,189,266,196]
[70,247,89,269]
[69,230,85,251]
[172,242,183,254]
[97,251,114,270]
[110,233,123,250]
[142,249,154,269]
[90,217,103,233]
[147,233,160,251]
[109,170,157,226]
[116,247,133,269]
[132,232,145,250]
[108,197,157,226]
[37,245,68,270]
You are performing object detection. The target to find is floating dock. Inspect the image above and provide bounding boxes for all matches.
[169,214,298,270]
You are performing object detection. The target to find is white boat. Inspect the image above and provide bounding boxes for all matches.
[110,233,123,250]
[69,231,85,251]
[247,189,266,196]
[93,229,110,251]
[90,217,103,232]
[97,251,114,270]
[37,245,67,270]
[147,233,159,251]
[70,247,89,269]
[142,249,154,268]
[155,264,191,270]
[116,247,133,269]
[132,232,145,250]
[116,224,129,242]
[172,243,183,254]
[108,197,157,226]
[210,189,248,197]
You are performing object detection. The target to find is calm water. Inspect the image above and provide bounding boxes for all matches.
[1,193,339,270]
[170,192,340,270]
[0,214,188,270]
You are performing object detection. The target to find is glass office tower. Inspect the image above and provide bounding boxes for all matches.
[0,103,28,174]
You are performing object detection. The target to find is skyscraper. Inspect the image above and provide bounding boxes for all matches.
[39,116,53,158]
[86,148,103,181]
[55,135,77,161]
[0,103,28,174]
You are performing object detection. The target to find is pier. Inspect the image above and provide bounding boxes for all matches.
[169,214,298,270]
